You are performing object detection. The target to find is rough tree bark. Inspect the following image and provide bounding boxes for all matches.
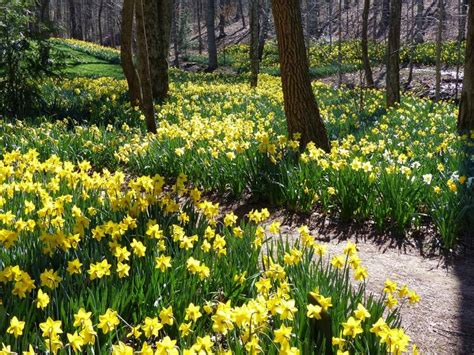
[121,0,142,106]
[207,0,218,71]
[144,0,173,102]
[249,0,260,87]
[458,0,474,132]
[386,0,402,107]
[271,0,330,152]
[135,0,157,133]
[362,0,374,87]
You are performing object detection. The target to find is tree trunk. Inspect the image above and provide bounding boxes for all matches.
[238,0,246,27]
[459,0,468,41]
[98,0,104,45]
[135,0,157,133]
[218,0,226,37]
[121,0,142,106]
[386,0,402,107]
[378,0,390,36]
[258,0,270,60]
[415,0,424,43]
[249,0,260,87]
[435,0,443,101]
[362,0,374,87]
[207,0,218,71]
[458,0,474,132]
[271,0,330,152]
[69,0,78,38]
[306,0,319,37]
[197,0,203,54]
[337,0,343,86]
[144,0,172,102]
[173,0,180,67]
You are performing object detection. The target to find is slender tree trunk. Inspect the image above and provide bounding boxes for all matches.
[238,0,246,27]
[144,0,172,102]
[329,0,333,46]
[458,0,474,132]
[435,0,443,101]
[455,0,467,100]
[306,0,319,37]
[207,0,218,71]
[121,0,142,106]
[249,0,260,87]
[38,0,51,67]
[362,0,374,87]
[135,0,157,133]
[173,0,180,67]
[386,0,402,107]
[218,0,226,37]
[271,0,330,152]
[98,0,104,45]
[197,0,203,54]
[372,0,378,40]
[258,0,270,60]
[415,0,424,43]
[337,0,343,86]
[69,0,78,38]
[459,0,468,41]
[378,0,390,36]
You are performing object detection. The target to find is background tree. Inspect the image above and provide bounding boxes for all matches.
[435,0,444,101]
[271,0,330,151]
[249,0,259,87]
[362,0,374,87]
[458,0,474,132]
[207,0,218,71]
[386,0,402,107]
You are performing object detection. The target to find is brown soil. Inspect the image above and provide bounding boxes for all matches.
[319,65,464,102]
[216,196,474,354]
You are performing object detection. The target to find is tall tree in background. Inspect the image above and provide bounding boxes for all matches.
[172,0,180,67]
[249,0,259,87]
[458,0,474,132]
[120,0,141,105]
[435,0,444,101]
[271,0,330,151]
[207,0,218,71]
[218,0,226,37]
[135,0,156,133]
[258,0,270,60]
[361,0,374,87]
[144,0,172,102]
[378,0,390,36]
[415,0,424,42]
[386,0,402,107]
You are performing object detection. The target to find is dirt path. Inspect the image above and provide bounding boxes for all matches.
[223,198,474,354]
[273,220,474,355]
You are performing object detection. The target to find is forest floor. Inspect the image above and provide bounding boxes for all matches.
[218,197,474,355]
[320,65,464,101]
